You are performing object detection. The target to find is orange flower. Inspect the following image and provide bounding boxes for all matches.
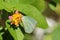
[9,10,23,26]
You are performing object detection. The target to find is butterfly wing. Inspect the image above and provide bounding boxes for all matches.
[22,16,37,33]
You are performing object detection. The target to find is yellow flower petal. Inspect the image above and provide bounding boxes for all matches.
[11,10,23,26]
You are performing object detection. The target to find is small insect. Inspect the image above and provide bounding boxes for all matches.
[22,16,37,33]
[8,10,37,33]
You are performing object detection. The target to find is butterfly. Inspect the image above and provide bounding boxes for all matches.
[22,16,37,33]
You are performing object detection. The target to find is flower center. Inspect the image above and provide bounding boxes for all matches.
[9,10,23,26]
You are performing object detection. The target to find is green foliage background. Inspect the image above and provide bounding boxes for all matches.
[0,0,60,40]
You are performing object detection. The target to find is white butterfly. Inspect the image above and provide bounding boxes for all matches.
[22,16,37,33]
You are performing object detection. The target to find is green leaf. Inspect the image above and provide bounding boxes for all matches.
[0,25,3,30]
[55,3,60,15]
[49,4,56,11]
[0,0,14,11]
[0,25,4,35]
[6,20,24,40]
[53,0,60,3]
[0,0,35,11]
[18,0,45,12]
[19,0,45,12]
[15,4,48,29]
[19,0,35,4]
[52,25,60,40]
[24,34,33,40]
[0,0,4,9]
[0,0,45,12]
[0,35,2,40]
[10,0,45,12]
[44,34,52,40]
[31,0,45,12]
[0,4,4,10]
[0,32,4,40]
[0,0,48,28]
